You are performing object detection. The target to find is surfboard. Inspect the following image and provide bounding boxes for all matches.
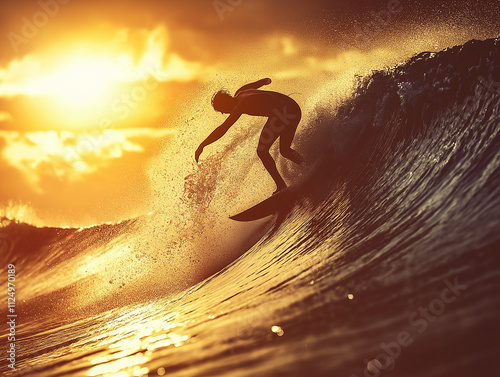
[229,155,329,222]
[229,186,299,222]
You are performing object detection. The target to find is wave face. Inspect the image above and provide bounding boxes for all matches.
[1,37,500,377]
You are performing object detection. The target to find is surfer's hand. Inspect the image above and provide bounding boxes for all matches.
[264,78,271,85]
[195,145,203,162]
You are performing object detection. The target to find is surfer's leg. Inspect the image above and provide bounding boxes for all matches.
[257,120,287,192]
[279,110,303,164]
[280,141,303,164]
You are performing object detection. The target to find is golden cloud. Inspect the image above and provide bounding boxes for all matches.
[0,128,174,193]
[0,26,207,99]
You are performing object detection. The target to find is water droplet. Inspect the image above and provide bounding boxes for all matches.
[271,325,284,336]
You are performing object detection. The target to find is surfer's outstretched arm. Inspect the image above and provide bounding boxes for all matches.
[235,78,271,96]
[195,112,241,162]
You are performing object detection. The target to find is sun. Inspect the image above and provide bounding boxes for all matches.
[0,26,205,129]
[42,56,118,110]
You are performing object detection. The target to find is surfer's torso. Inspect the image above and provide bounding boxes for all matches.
[232,89,299,118]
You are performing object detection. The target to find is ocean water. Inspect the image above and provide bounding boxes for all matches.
[1,36,500,377]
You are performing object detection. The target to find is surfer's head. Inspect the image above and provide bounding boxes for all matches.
[212,89,234,114]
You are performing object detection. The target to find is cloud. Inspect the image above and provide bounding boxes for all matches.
[0,26,207,98]
[0,128,174,193]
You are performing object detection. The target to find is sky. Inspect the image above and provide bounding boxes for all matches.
[0,0,499,227]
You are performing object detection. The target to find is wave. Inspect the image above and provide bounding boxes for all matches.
[1,36,500,377]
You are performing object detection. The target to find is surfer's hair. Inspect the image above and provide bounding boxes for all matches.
[211,89,233,113]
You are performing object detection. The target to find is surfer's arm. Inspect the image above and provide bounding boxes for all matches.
[235,78,271,96]
[195,112,241,162]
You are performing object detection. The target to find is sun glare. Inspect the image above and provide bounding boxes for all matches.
[43,57,117,109]
[0,26,205,129]
[15,53,126,123]
[15,54,127,126]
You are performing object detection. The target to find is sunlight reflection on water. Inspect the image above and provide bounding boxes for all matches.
[86,304,189,377]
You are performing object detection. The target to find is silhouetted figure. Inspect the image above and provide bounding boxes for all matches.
[195,78,303,194]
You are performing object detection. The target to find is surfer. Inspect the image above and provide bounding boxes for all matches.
[195,78,303,193]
